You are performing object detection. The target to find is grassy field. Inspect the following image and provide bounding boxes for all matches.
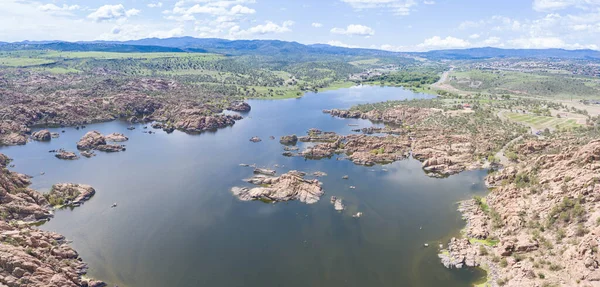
[361,81,439,95]
[0,57,56,67]
[349,58,380,66]
[40,51,223,60]
[505,112,581,130]
[449,69,600,99]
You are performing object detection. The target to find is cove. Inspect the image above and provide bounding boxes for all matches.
[0,86,487,287]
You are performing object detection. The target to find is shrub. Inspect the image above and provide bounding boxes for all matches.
[479,245,488,256]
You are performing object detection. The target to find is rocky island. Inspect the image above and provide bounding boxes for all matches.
[231,170,324,204]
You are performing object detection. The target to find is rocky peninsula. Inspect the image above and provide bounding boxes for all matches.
[0,73,251,146]
[279,103,524,177]
[0,153,105,286]
[438,135,600,286]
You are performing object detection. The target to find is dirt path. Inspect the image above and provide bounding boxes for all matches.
[431,68,462,94]
[495,135,523,167]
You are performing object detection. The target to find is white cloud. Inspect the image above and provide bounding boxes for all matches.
[423,0,435,4]
[532,0,600,11]
[126,9,141,17]
[327,40,360,48]
[149,27,185,38]
[469,34,481,39]
[508,36,566,48]
[506,36,597,49]
[417,36,471,50]
[38,3,80,14]
[482,36,502,45]
[378,44,407,51]
[312,22,323,28]
[229,20,294,38]
[87,4,140,22]
[331,24,375,36]
[148,2,163,8]
[341,0,419,15]
[229,4,255,14]
[173,3,255,16]
[196,26,221,37]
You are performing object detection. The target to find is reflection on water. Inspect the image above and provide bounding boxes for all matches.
[0,86,486,287]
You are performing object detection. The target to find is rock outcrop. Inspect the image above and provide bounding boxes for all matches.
[31,130,51,141]
[231,171,324,204]
[95,144,125,152]
[279,135,298,145]
[441,138,600,286]
[330,196,345,211]
[227,102,251,112]
[45,184,95,207]
[0,121,29,146]
[104,133,128,142]
[0,153,105,286]
[174,110,242,133]
[0,156,50,222]
[76,132,124,152]
[55,151,79,160]
[76,131,106,150]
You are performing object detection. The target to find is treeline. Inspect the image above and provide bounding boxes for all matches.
[366,71,440,87]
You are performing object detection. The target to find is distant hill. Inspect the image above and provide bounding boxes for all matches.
[2,38,600,60]
[416,47,600,60]
[113,37,401,58]
[0,42,185,53]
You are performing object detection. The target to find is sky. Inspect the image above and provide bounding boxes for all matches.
[2,0,600,51]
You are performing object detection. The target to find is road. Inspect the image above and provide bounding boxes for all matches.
[495,135,523,167]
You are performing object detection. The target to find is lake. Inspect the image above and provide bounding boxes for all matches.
[0,86,487,287]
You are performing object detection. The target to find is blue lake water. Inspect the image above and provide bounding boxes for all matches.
[0,86,486,286]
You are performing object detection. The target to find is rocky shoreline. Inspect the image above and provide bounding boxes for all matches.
[278,103,520,177]
[0,75,252,146]
[0,153,105,286]
[438,137,600,286]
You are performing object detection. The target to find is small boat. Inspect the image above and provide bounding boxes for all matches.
[111,203,117,208]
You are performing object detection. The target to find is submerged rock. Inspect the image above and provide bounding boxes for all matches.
[80,150,96,158]
[283,146,299,151]
[254,168,276,176]
[313,171,327,177]
[96,144,126,152]
[330,196,345,211]
[231,170,324,204]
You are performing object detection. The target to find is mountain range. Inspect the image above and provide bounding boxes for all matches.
[2,37,600,60]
